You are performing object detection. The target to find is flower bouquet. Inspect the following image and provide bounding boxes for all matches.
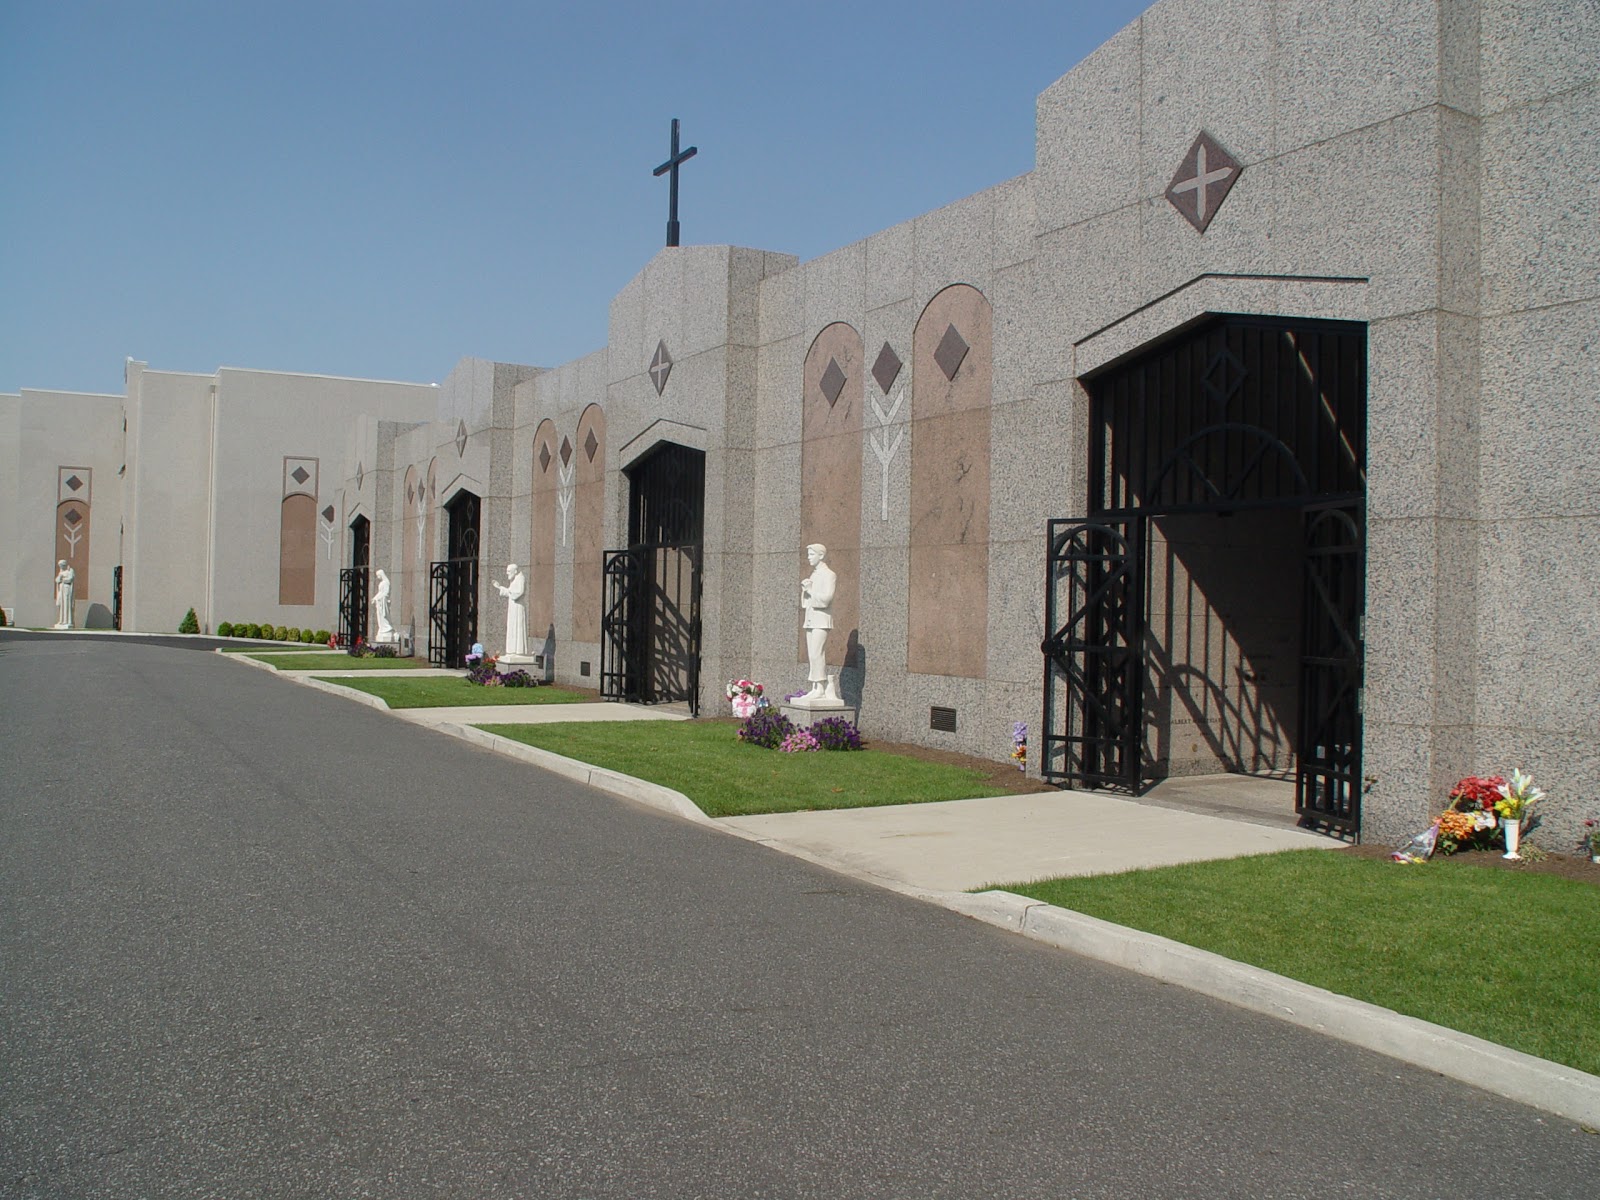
[1494,768,1544,860]
[725,678,765,718]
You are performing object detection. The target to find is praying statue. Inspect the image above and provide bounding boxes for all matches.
[53,559,75,629]
[800,543,836,699]
[371,568,394,640]
[494,563,528,657]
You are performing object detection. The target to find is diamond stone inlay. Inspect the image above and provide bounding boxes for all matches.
[1202,346,1248,409]
[65,474,84,492]
[584,428,599,462]
[455,420,468,457]
[539,443,552,472]
[1165,131,1242,234]
[933,324,969,381]
[290,466,310,485]
[560,437,573,468]
[649,340,673,396]
[321,505,335,523]
[63,508,82,526]
[871,343,902,395]
[406,482,415,503]
[819,358,847,408]
[356,463,365,489]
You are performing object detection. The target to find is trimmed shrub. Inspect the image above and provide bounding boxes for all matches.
[247,623,263,639]
[178,608,200,634]
[299,628,315,643]
[217,622,234,637]
[811,716,865,751]
[286,627,301,642]
[273,625,289,641]
[313,629,331,644]
[737,710,796,749]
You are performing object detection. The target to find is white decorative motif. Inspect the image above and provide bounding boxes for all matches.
[61,516,84,558]
[869,385,906,521]
[319,515,336,560]
[557,460,575,546]
[415,477,428,560]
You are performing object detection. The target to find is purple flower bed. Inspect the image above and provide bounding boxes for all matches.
[737,709,796,749]
[810,716,864,751]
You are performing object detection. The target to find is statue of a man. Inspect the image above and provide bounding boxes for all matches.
[800,544,836,699]
[495,563,528,656]
[53,560,75,629]
[371,568,394,640]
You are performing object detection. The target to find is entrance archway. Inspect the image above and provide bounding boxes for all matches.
[1042,315,1366,834]
[601,442,704,711]
[429,490,480,666]
[339,514,371,647]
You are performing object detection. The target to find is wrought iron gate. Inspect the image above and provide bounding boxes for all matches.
[428,557,478,667]
[599,443,705,713]
[339,566,369,649]
[112,565,123,631]
[1040,518,1146,791]
[1296,504,1364,833]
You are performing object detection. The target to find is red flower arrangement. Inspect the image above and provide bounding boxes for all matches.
[1447,775,1506,812]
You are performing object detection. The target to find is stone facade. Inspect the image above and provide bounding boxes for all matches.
[3,0,1594,847]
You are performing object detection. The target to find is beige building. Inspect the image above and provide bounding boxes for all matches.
[4,0,1595,847]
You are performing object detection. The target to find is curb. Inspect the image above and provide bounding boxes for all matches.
[227,651,1600,1127]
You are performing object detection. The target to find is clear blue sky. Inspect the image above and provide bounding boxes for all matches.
[1,0,1151,396]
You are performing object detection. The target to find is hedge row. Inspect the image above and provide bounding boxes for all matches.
[217,622,331,644]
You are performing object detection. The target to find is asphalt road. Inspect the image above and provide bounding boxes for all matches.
[2,637,1596,1198]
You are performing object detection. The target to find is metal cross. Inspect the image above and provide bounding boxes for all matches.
[652,118,698,247]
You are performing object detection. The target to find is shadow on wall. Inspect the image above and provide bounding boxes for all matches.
[85,603,113,629]
[1142,510,1299,781]
[839,630,866,708]
[540,624,555,683]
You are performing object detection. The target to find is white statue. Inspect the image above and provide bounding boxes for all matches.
[494,563,528,657]
[800,543,837,700]
[371,568,394,640]
[53,559,75,629]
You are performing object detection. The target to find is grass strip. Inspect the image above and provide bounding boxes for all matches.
[318,676,592,708]
[999,850,1600,1076]
[249,653,426,670]
[222,645,341,654]
[476,720,1003,818]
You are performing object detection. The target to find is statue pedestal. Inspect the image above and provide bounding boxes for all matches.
[497,653,537,666]
[781,678,857,729]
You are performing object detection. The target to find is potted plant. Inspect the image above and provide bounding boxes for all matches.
[725,678,765,719]
[1493,768,1545,860]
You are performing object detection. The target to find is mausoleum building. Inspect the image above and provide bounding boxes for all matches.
[3,0,1594,847]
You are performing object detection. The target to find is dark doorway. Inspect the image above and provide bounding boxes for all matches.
[429,490,480,667]
[1043,315,1366,835]
[340,515,371,649]
[601,443,704,712]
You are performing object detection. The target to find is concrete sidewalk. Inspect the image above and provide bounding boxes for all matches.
[718,790,1334,893]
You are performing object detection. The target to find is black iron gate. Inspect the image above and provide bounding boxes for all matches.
[1296,503,1364,833]
[339,566,369,649]
[599,443,704,713]
[428,492,481,667]
[112,565,123,631]
[1040,518,1146,791]
[428,558,478,667]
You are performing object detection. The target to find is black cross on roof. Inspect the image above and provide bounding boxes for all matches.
[652,118,698,248]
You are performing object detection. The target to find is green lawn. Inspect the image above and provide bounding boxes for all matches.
[318,676,593,708]
[222,645,341,654]
[476,720,1006,819]
[249,653,425,670]
[999,850,1600,1076]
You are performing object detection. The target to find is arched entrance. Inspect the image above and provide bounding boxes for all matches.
[1042,315,1366,834]
[600,442,704,712]
[429,490,480,666]
[339,514,371,648]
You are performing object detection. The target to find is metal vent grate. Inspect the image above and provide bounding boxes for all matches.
[930,706,958,732]
[580,660,592,677]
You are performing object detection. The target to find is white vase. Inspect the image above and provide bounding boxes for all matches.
[1501,816,1521,860]
[731,694,758,718]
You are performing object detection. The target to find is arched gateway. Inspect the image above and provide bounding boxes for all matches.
[1042,315,1367,835]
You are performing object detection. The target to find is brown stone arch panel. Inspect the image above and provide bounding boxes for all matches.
[571,405,607,642]
[909,285,991,677]
[400,465,420,629]
[280,457,319,605]
[56,467,92,600]
[530,420,560,642]
[280,495,317,605]
[800,323,864,669]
